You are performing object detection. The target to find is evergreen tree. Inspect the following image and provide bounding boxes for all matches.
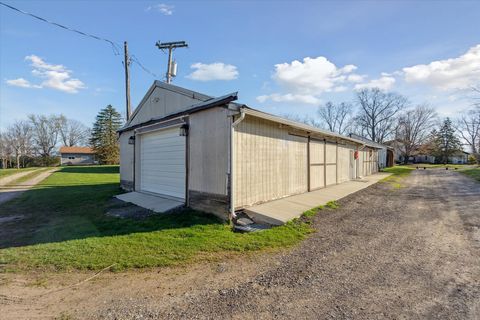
[90,105,123,164]
[431,118,462,164]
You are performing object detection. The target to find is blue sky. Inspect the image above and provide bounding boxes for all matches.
[1,0,479,129]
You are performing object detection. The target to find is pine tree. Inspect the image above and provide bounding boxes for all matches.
[431,118,462,164]
[90,105,123,164]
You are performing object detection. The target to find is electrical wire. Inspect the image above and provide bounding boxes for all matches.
[0,1,158,78]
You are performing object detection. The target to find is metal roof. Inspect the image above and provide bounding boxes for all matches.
[240,107,381,148]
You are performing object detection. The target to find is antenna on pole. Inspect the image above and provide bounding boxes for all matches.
[155,40,188,84]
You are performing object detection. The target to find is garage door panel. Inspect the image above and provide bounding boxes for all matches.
[140,127,186,199]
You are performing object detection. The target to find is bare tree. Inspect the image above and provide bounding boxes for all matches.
[317,102,353,135]
[283,113,321,128]
[0,132,12,169]
[28,114,62,163]
[455,108,480,154]
[5,121,32,169]
[395,105,437,164]
[355,88,408,143]
[58,115,90,146]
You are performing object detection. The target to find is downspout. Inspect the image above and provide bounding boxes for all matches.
[230,109,246,219]
[133,131,136,191]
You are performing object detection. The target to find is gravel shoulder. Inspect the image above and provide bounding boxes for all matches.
[1,169,479,319]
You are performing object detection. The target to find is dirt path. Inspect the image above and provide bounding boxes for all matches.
[0,169,39,187]
[0,169,479,319]
[0,169,57,205]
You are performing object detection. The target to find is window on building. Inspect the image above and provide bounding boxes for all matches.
[68,156,75,160]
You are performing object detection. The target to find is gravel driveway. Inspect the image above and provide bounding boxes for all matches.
[98,169,480,319]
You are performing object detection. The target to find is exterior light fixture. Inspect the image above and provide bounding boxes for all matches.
[180,124,189,136]
[128,136,135,145]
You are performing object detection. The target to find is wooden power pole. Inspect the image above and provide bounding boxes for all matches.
[124,41,131,121]
[155,41,188,84]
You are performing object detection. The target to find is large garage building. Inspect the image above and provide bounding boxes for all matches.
[118,81,379,220]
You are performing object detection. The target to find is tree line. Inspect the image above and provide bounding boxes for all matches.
[287,87,480,164]
[0,105,123,168]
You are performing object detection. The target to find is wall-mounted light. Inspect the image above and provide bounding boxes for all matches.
[180,124,189,136]
[128,136,135,145]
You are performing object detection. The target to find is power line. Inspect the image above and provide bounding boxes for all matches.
[0,1,158,78]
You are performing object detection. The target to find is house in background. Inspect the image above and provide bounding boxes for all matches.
[59,146,96,165]
[348,134,394,169]
[118,81,382,220]
[448,151,469,164]
[384,140,469,164]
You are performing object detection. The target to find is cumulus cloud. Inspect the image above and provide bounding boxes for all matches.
[354,75,396,91]
[146,3,174,15]
[5,78,40,88]
[256,93,321,104]
[257,56,362,104]
[5,55,85,93]
[402,44,480,90]
[187,62,239,81]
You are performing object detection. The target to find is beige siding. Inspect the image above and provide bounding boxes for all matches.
[309,139,324,190]
[189,107,230,196]
[325,142,337,186]
[129,86,204,127]
[234,116,308,208]
[337,144,353,183]
[119,129,134,186]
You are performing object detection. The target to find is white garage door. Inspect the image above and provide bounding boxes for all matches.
[140,127,185,199]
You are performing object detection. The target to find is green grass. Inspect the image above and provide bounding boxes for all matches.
[0,167,39,179]
[381,165,415,188]
[460,167,480,182]
[0,166,318,272]
[5,167,52,186]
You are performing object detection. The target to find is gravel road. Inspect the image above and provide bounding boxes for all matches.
[98,169,480,320]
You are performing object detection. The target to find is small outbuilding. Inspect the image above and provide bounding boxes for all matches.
[60,146,96,166]
[118,82,381,220]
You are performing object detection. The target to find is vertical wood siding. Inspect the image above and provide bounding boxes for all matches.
[234,115,380,209]
[325,142,337,186]
[309,139,325,190]
[189,107,230,196]
[234,116,308,208]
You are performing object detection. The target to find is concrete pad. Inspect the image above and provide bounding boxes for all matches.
[244,173,391,226]
[115,192,184,213]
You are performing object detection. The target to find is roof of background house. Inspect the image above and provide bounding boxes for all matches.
[59,146,94,154]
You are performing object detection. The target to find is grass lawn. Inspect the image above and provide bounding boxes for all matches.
[381,165,415,188]
[0,167,39,179]
[5,167,53,186]
[460,166,480,182]
[0,166,316,272]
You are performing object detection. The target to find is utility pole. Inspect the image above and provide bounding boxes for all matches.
[155,41,188,84]
[124,41,131,121]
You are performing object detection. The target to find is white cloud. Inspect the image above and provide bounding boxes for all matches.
[402,44,480,90]
[257,56,363,104]
[5,55,85,93]
[354,76,396,91]
[256,93,321,105]
[5,78,40,88]
[272,57,359,94]
[146,4,174,15]
[347,74,366,83]
[187,62,239,81]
